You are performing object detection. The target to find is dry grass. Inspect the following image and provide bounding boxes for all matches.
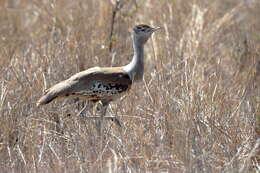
[0,0,259,172]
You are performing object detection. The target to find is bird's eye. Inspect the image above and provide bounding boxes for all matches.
[141,29,146,32]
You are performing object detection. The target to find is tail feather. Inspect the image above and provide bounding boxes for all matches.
[36,91,58,107]
[37,81,70,107]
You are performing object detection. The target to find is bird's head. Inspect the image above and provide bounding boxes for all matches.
[132,24,160,44]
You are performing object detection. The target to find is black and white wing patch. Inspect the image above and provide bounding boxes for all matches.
[75,81,129,100]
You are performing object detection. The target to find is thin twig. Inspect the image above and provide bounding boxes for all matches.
[109,0,123,52]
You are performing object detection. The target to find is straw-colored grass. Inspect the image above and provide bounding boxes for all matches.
[0,0,259,172]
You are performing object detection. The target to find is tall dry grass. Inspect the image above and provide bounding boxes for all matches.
[0,0,259,172]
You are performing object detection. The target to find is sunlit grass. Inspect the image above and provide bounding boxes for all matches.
[0,0,259,172]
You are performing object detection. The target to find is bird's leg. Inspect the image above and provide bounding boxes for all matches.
[76,103,88,118]
[93,102,98,116]
[76,101,100,119]
[107,104,122,127]
[79,101,102,119]
[79,101,122,127]
[96,100,109,173]
[95,101,108,134]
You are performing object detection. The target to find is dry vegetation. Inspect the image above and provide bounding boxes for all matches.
[0,0,259,172]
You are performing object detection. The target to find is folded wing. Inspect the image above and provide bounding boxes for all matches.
[37,67,132,106]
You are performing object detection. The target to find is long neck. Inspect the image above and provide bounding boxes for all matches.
[123,37,144,82]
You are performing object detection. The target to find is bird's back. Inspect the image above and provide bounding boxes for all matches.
[37,67,132,106]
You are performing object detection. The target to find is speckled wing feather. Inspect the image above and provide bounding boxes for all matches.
[37,67,132,106]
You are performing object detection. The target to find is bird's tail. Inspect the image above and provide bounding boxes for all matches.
[36,90,58,107]
[36,82,70,107]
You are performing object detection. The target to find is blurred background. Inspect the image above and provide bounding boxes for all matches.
[0,0,259,172]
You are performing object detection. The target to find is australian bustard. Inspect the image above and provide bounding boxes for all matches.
[37,24,160,121]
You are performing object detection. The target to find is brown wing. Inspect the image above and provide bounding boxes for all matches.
[37,67,132,106]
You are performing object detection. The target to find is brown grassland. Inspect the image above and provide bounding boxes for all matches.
[0,0,259,172]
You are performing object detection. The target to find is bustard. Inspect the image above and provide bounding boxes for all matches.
[37,24,160,119]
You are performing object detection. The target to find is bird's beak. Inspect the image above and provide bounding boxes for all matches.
[152,26,161,32]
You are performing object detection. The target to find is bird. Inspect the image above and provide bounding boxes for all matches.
[37,24,160,119]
